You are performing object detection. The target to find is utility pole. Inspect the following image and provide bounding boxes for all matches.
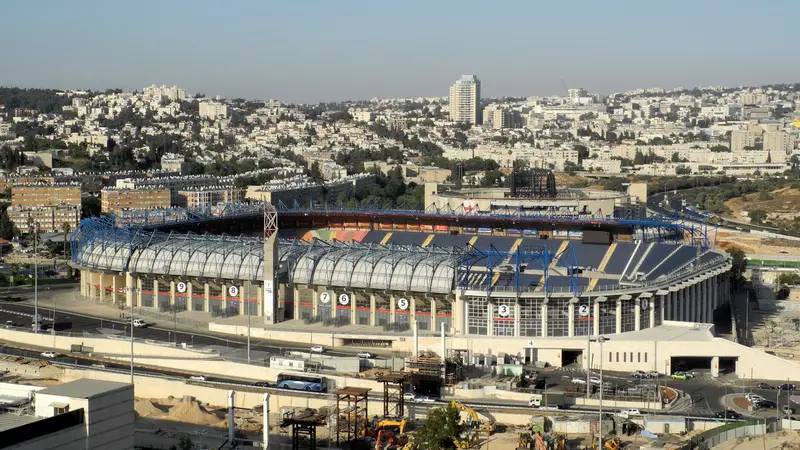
[247,281,251,365]
[34,222,39,333]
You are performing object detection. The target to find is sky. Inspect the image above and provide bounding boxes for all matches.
[2,0,799,103]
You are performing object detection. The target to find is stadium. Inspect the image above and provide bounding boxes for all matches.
[72,168,800,380]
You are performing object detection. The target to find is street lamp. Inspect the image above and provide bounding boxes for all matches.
[246,281,251,365]
[122,286,141,384]
[590,336,610,450]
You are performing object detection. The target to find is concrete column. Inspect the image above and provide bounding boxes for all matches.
[541,300,548,337]
[239,283,246,316]
[98,273,105,302]
[410,297,416,329]
[568,302,575,337]
[431,298,438,332]
[221,283,228,312]
[187,282,194,311]
[204,283,210,313]
[351,293,357,326]
[634,302,641,331]
[706,278,713,322]
[652,296,659,327]
[170,281,176,307]
[593,301,600,335]
[294,286,300,320]
[514,301,521,337]
[615,300,622,334]
[487,300,494,336]
[390,295,396,323]
[312,289,319,316]
[125,272,134,307]
[369,293,376,327]
[711,356,720,378]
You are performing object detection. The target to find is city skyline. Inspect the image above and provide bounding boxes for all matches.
[3,0,799,103]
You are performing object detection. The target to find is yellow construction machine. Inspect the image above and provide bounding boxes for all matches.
[586,437,620,450]
[362,417,407,437]
[450,401,496,435]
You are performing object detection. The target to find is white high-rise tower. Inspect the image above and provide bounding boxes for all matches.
[449,75,481,124]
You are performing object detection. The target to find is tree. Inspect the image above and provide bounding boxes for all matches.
[81,196,102,219]
[309,161,324,183]
[414,403,464,450]
[727,245,747,288]
[0,209,16,240]
[748,209,767,224]
[60,222,71,256]
[671,152,681,163]
[777,272,800,286]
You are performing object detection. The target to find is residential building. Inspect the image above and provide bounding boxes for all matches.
[417,166,451,183]
[6,205,80,233]
[143,84,185,102]
[12,183,81,207]
[160,153,186,174]
[482,105,512,129]
[101,188,171,215]
[177,186,245,208]
[763,131,795,156]
[199,101,228,119]
[730,129,758,152]
[449,75,481,124]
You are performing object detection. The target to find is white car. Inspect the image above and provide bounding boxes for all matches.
[538,404,560,411]
[415,396,436,403]
[745,393,764,402]
[356,352,373,359]
[189,375,206,381]
[132,319,148,328]
[528,398,542,407]
[91,363,106,369]
[40,351,57,358]
[589,377,601,385]
[403,392,416,401]
[571,377,587,384]
[646,371,660,379]
[310,345,324,353]
[618,409,641,417]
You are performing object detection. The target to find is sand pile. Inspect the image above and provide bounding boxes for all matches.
[135,399,166,418]
[167,399,225,427]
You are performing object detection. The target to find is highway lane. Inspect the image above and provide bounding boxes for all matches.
[0,300,379,361]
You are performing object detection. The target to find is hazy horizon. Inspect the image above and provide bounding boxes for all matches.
[3,0,799,103]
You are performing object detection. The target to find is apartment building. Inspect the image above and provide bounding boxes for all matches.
[482,105,513,129]
[143,84,185,102]
[199,101,228,119]
[160,153,186,174]
[6,205,81,233]
[763,131,796,156]
[12,183,81,207]
[116,175,236,205]
[101,188,171,215]
[449,75,481,124]
[730,130,759,152]
[176,186,244,208]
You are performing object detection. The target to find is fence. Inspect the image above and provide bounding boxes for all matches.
[685,420,768,450]
[71,290,206,328]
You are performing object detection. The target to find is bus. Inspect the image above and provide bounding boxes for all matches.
[276,374,327,393]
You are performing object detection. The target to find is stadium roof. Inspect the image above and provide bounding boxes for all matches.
[71,217,461,294]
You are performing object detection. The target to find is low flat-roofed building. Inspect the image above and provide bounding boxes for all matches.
[0,379,133,450]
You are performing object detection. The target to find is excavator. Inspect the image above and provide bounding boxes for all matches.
[585,437,620,450]
[362,417,407,438]
[450,401,496,435]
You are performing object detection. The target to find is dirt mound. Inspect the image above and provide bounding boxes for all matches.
[167,399,225,427]
[135,398,166,418]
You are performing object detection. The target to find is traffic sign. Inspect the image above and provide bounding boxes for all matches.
[319,291,331,304]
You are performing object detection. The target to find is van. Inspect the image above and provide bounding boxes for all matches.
[528,398,541,407]
[133,319,148,328]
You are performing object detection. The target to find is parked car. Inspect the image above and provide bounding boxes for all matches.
[671,372,694,380]
[645,371,660,379]
[589,377,601,385]
[132,319,148,328]
[714,410,741,419]
[756,383,776,390]
[779,384,797,391]
[189,375,206,381]
[783,406,795,415]
[40,351,57,358]
[528,398,542,407]
[571,377,587,384]
[91,363,106,369]
[631,370,646,378]
[618,409,641,417]
[745,393,764,402]
[538,404,560,411]
[415,396,436,404]
[356,352,373,359]
[402,392,416,401]
[310,345,324,353]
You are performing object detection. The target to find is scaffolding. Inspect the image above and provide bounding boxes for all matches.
[280,408,327,450]
[334,387,370,444]
[376,372,408,418]
[405,357,463,387]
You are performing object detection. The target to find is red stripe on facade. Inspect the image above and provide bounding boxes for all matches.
[415,312,431,316]
[435,313,452,317]
[356,307,371,311]
[492,318,515,322]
